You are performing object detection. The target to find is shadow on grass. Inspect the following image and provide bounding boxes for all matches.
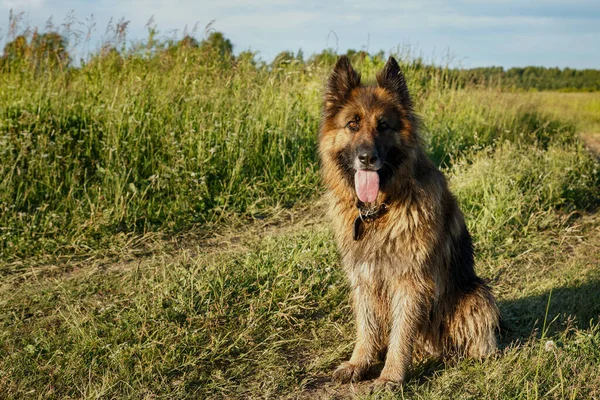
[403,279,600,386]
[397,278,600,385]
[499,278,600,345]
[307,278,600,396]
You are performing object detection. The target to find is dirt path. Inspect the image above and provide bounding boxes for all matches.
[0,199,328,291]
[581,132,600,158]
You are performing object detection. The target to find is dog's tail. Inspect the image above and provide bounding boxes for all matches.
[447,279,500,358]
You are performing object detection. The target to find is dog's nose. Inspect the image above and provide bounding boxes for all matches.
[358,151,378,166]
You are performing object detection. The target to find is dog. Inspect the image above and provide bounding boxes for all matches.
[318,56,499,387]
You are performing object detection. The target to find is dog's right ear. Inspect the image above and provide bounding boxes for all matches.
[324,56,361,112]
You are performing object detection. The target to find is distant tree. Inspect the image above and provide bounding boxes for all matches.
[235,50,261,69]
[1,31,69,71]
[271,50,296,68]
[178,35,200,49]
[200,32,233,58]
[371,50,386,64]
[345,49,368,64]
[160,34,200,60]
[453,65,600,91]
[2,34,30,65]
[86,46,123,73]
[307,49,338,66]
[30,31,69,67]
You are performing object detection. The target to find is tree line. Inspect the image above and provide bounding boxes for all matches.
[2,30,599,92]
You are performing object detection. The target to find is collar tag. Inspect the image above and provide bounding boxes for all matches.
[353,215,363,241]
[352,202,387,241]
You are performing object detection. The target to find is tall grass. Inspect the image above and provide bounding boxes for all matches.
[451,142,599,257]
[0,32,597,261]
[1,47,325,259]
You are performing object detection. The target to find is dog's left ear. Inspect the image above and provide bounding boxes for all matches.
[377,57,412,110]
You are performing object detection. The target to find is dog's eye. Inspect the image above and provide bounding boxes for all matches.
[346,121,359,131]
[378,121,390,131]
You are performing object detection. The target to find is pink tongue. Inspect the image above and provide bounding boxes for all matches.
[355,170,380,203]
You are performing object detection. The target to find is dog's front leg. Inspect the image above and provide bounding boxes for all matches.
[333,285,380,383]
[376,282,427,386]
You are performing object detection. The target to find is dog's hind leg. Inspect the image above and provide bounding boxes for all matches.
[448,280,500,358]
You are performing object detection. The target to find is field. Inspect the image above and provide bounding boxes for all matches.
[1,36,600,399]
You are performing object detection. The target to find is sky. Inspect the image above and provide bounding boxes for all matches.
[1,0,599,69]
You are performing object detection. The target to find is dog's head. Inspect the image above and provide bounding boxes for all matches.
[319,56,420,204]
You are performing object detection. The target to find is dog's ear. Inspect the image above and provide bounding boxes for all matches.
[324,56,361,112]
[377,57,412,110]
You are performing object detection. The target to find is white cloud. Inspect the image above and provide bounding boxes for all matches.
[341,14,361,23]
[221,11,319,30]
[2,0,45,10]
[427,14,555,30]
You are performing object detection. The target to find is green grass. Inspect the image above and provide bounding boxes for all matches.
[1,191,599,398]
[0,46,584,261]
[1,32,600,399]
[515,91,600,134]
[1,52,323,259]
[1,140,599,398]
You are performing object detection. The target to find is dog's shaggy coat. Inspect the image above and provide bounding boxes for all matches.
[319,56,500,386]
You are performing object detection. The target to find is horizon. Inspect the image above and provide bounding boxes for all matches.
[1,0,599,70]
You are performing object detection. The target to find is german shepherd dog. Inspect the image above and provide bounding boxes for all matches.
[319,56,499,387]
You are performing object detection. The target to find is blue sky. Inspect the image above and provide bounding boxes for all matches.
[1,0,599,68]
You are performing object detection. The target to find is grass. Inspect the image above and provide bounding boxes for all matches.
[518,91,600,134]
[1,188,599,399]
[0,46,584,261]
[514,91,600,155]
[0,52,323,259]
[1,29,600,399]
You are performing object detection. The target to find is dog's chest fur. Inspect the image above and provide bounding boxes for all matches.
[328,190,443,283]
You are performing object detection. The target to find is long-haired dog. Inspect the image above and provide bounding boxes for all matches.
[318,56,499,387]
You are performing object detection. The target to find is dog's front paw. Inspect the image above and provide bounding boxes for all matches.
[332,361,366,383]
[370,377,402,392]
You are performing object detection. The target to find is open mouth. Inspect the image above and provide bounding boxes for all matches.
[354,169,380,203]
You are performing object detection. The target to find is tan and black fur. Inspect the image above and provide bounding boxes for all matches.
[319,56,499,386]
